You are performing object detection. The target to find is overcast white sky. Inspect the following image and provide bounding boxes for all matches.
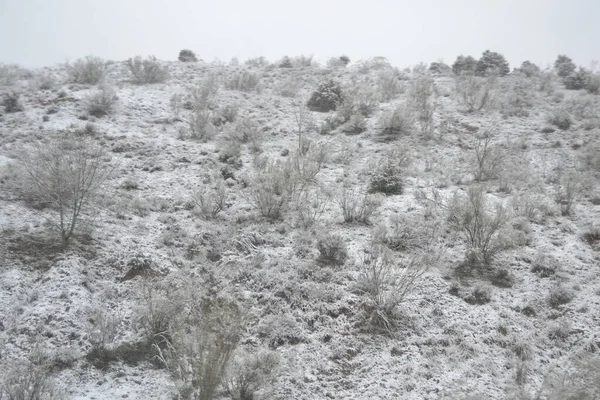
[0,0,598,69]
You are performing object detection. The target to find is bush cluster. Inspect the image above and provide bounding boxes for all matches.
[126,55,169,84]
[307,80,344,112]
[67,56,107,84]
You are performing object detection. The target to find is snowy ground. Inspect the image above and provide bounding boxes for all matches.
[0,57,599,399]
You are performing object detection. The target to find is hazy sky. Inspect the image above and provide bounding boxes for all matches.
[0,0,598,69]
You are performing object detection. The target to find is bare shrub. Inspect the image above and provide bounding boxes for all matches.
[455,74,496,112]
[275,76,302,97]
[336,187,382,224]
[126,55,169,84]
[355,245,430,335]
[225,350,280,400]
[188,109,216,141]
[18,134,116,244]
[0,360,64,400]
[377,68,405,101]
[188,75,220,110]
[293,185,329,228]
[553,169,592,216]
[226,71,261,92]
[190,181,229,219]
[316,233,348,266]
[373,213,440,252]
[135,279,186,344]
[35,72,56,90]
[499,74,536,117]
[86,85,117,117]
[156,297,243,400]
[473,134,505,181]
[245,158,302,220]
[67,56,107,84]
[449,185,512,266]
[377,103,416,138]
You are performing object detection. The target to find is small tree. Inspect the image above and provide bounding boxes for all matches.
[452,55,478,75]
[475,50,510,77]
[19,135,116,244]
[554,55,577,78]
[178,49,198,62]
[473,135,505,181]
[518,61,541,77]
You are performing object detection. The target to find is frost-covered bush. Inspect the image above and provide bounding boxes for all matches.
[178,49,198,62]
[377,68,405,101]
[316,233,348,266]
[327,55,350,68]
[336,188,382,224]
[158,297,242,400]
[67,55,107,84]
[126,55,169,84]
[257,314,304,348]
[455,74,496,112]
[429,61,452,75]
[0,359,64,400]
[585,72,600,94]
[377,103,415,138]
[0,63,21,86]
[563,67,589,90]
[449,185,512,266]
[473,135,506,182]
[190,181,229,219]
[2,91,23,113]
[307,79,344,112]
[547,284,574,308]
[452,55,478,75]
[356,245,428,335]
[86,85,117,117]
[226,350,280,400]
[517,61,541,77]
[475,50,510,77]
[19,134,115,243]
[546,108,571,130]
[554,55,577,78]
[226,71,261,92]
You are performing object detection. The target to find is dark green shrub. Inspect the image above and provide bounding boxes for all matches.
[547,109,571,130]
[369,159,403,195]
[307,80,344,112]
[429,62,452,75]
[452,55,478,75]
[475,50,509,77]
[3,91,23,113]
[564,67,589,90]
[554,55,576,78]
[178,49,197,62]
[316,234,348,266]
